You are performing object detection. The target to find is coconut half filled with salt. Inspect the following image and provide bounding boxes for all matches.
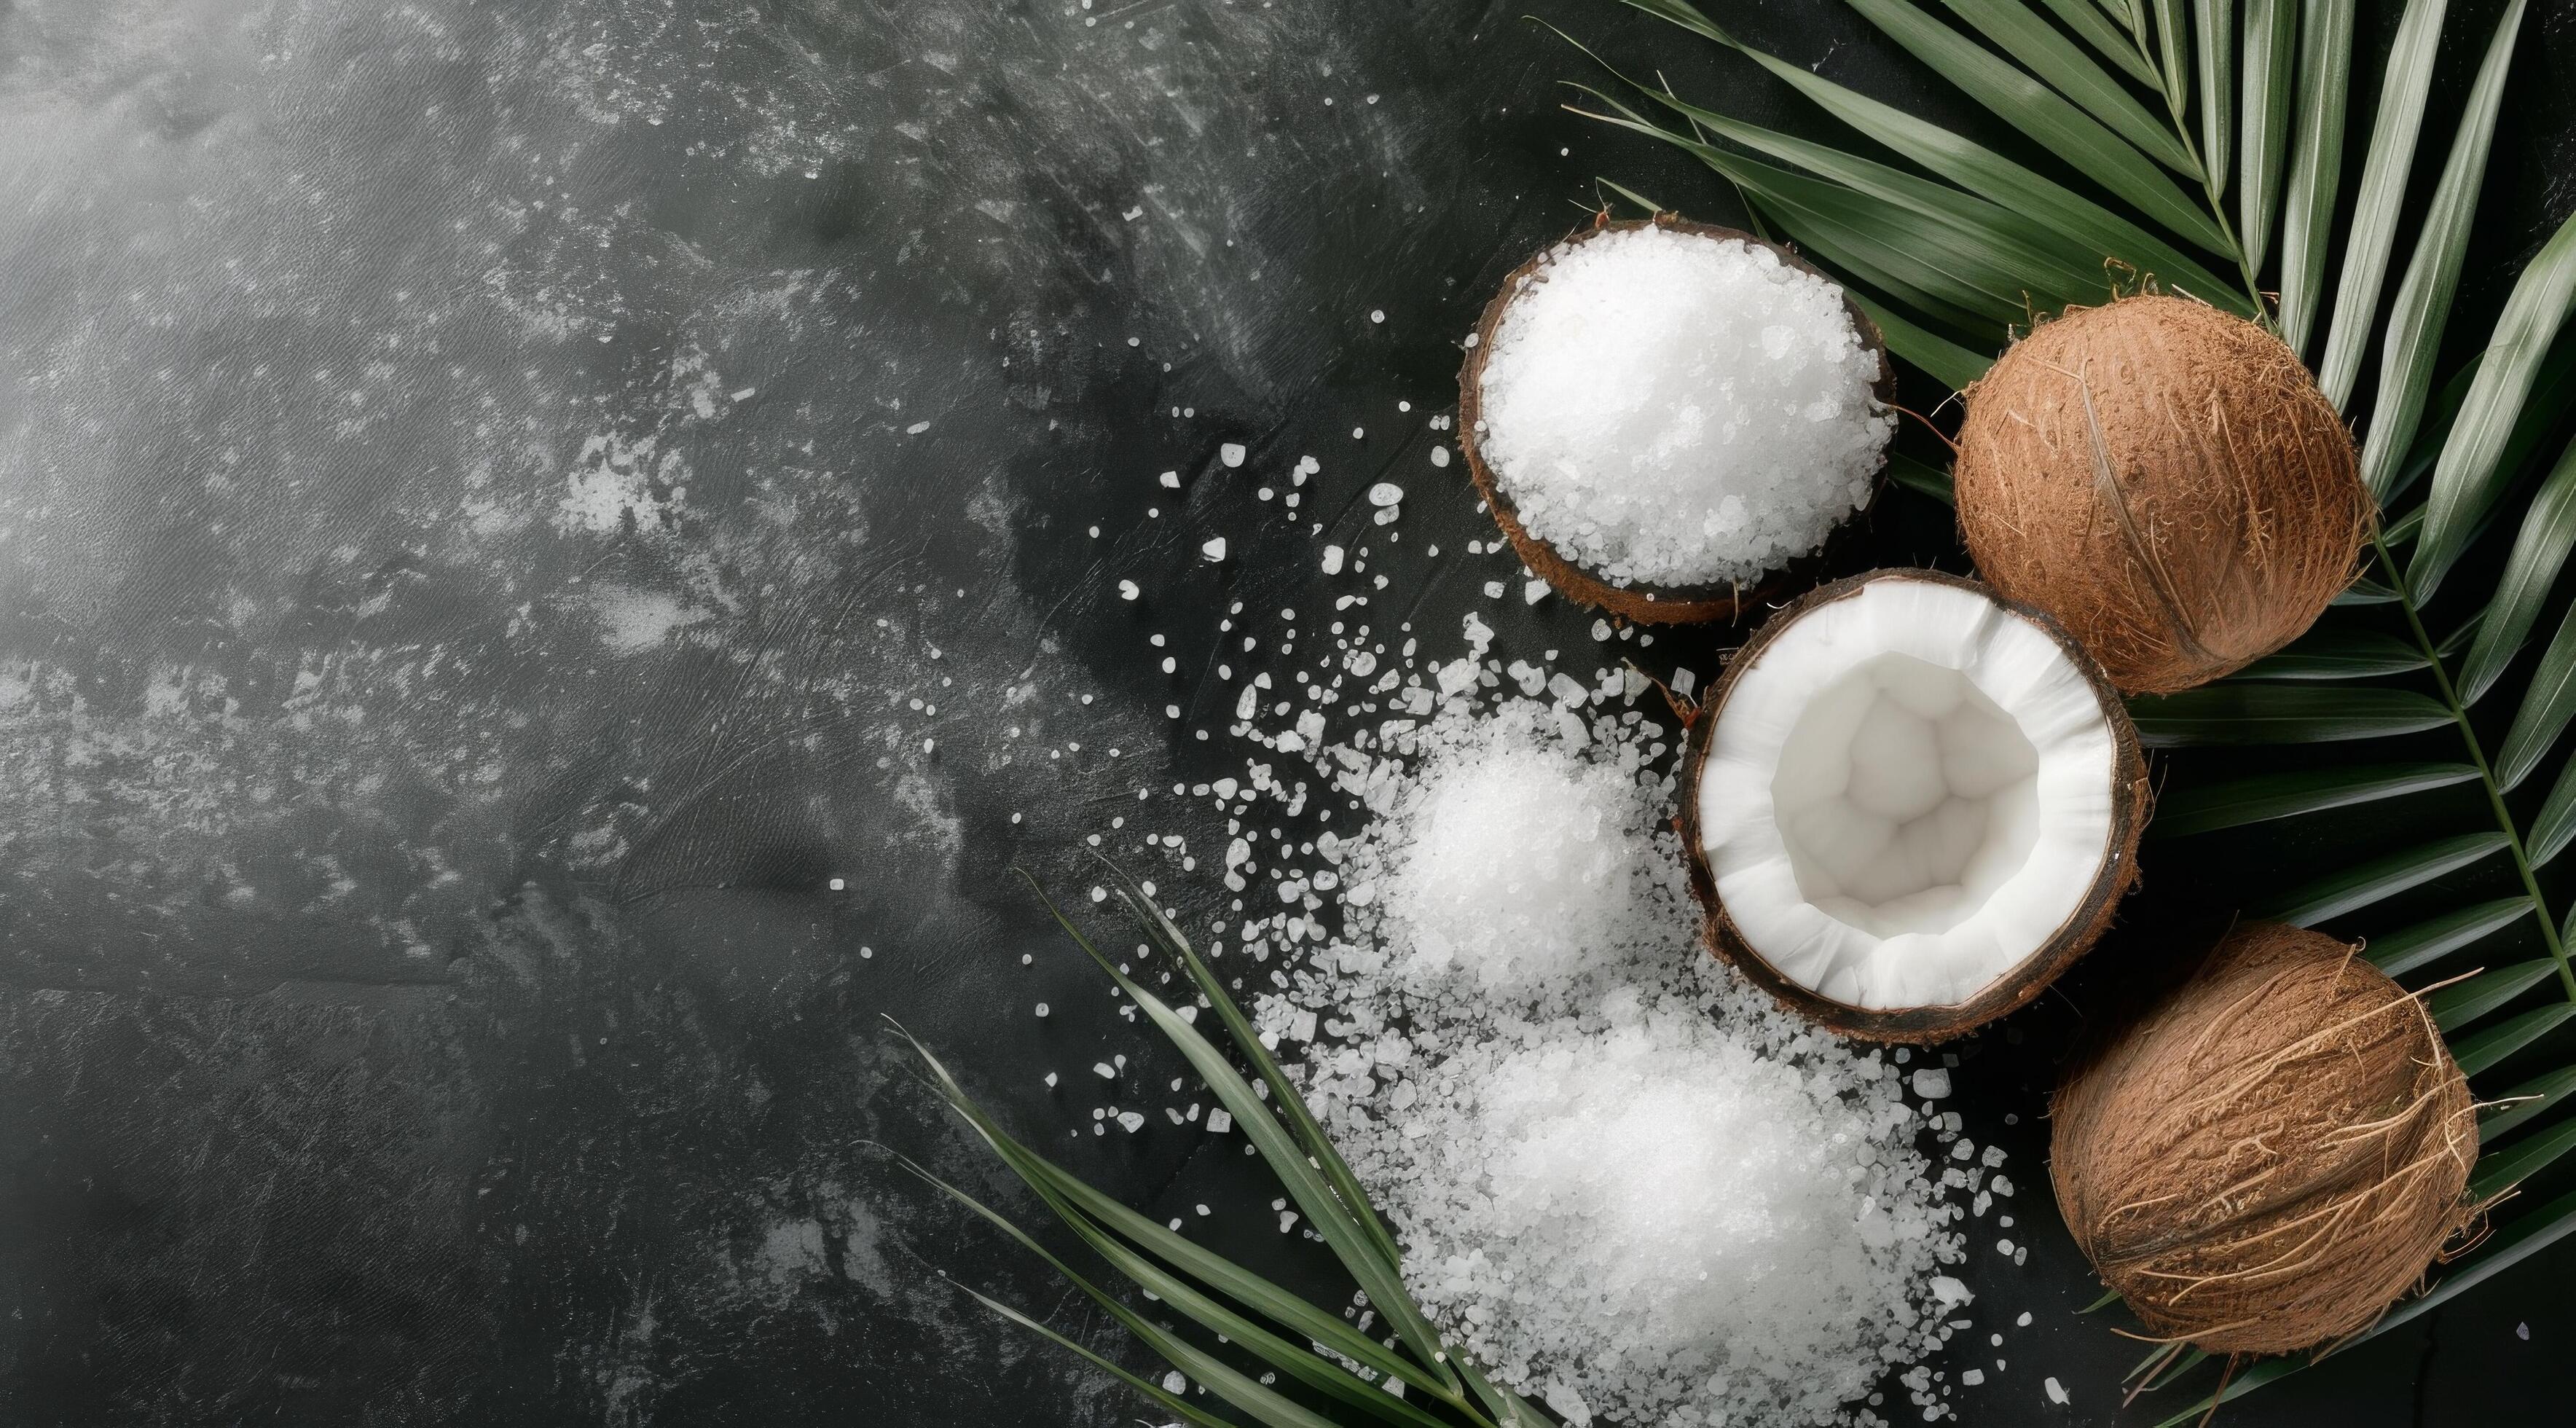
[1684,570,2148,1041]
[1459,216,1893,623]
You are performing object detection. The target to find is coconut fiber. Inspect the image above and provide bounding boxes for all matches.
[2049,922,2476,1355]
[1954,295,2366,694]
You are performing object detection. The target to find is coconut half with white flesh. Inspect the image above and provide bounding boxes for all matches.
[1681,570,2150,1042]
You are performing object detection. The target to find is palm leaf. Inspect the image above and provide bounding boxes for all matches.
[2035,0,2165,86]
[2228,626,2427,680]
[1607,0,2256,309]
[2193,0,2231,194]
[2274,0,2352,353]
[2253,832,2508,926]
[2411,203,2576,597]
[2148,761,2477,836]
[1840,0,2229,249]
[2457,433,2576,704]
[2313,0,2454,411]
[2366,897,2534,976]
[2235,0,2297,272]
[2127,685,2452,745]
[1936,0,2202,173]
[2447,1003,2576,1077]
[2483,1064,2576,1141]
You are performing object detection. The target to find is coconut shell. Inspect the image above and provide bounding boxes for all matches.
[2050,922,2477,1356]
[1954,294,2368,694]
[1678,568,2151,1043]
[1456,213,1893,625]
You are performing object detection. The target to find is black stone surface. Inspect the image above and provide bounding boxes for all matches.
[0,1,2570,1425]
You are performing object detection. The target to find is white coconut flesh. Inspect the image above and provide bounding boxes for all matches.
[1696,578,2121,1011]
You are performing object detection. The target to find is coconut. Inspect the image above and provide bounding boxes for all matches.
[2051,922,2477,1355]
[1681,569,2148,1042]
[1458,215,1894,624]
[1952,294,2368,694]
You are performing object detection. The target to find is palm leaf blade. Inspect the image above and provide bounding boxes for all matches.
[2229,626,2427,680]
[1841,0,2229,249]
[2428,958,2561,1032]
[1611,0,2256,309]
[2255,832,2508,926]
[2354,0,2529,497]
[2127,685,2452,745]
[2483,1065,2576,1142]
[2410,204,2576,597]
[2194,0,2231,194]
[1938,0,2204,172]
[2035,0,2165,85]
[2447,1003,2576,1077]
[2150,761,2478,836]
[2366,897,2534,977]
[2471,1119,2576,1201]
[2491,586,2576,791]
[2274,0,2353,353]
[2314,0,2457,411]
[2236,0,2298,272]
[2521,754,2576,867]
[2458,434,2576,704]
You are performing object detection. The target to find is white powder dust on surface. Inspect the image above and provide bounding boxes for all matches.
[1472,225,1892,589]
[1214,685,1974,1427]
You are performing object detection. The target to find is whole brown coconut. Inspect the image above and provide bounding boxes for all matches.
[2051,922,2476,1355]
[1954,295,2368,694]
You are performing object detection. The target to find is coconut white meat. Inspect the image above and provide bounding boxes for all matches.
[1695,577,2121,1010]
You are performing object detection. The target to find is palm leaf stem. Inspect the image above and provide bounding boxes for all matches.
[2138,3,2269,310]
[2372,526,2576,998]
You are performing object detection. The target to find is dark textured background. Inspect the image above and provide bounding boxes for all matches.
[0,1,2570,1424]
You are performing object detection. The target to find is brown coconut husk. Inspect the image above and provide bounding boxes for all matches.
[1456,213,1893,625]
[2050,922,2478,1356]
[1678,568,2151,1043]
[1953,294,2368,694]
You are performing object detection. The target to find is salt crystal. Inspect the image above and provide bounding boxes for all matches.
[1162,1370,1187,1393]
[1430,445,1450,468]
[1367,483,1404,507]
[1201,537,1228,562]
[1370,309,1386,323]
[1322,545,1346,575]
[1093,1062,1116,1079]
[1472,225,1890,587]
[1159,469,1180,488]
[1960,1369,1984,1386]
[1206,1108,1233,1133]
[1118,579,1140,601]
[1220,442,1246,468]
[2015,1311,2031,1327]
[1034,1003,1049,1018]
[1523,578,1548,605]
[1251,696,1968,1427]
[1912,1068,1952,1099]
[1118,1111,1147,1133]
[2043,1377,2068,1406]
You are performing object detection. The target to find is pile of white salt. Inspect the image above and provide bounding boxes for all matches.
[1472,225,1891,589]
[1244,695,1972,1427]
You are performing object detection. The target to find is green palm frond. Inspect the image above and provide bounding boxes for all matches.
[1566,0,2576,1415]
[898,876,1555,1428]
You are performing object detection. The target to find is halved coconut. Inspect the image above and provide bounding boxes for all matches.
[1457,214,1894,624]
[1681,570,2150,1041]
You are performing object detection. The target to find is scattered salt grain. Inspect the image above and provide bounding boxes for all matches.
[1220,442,1246,467]
[1159,469,1180,488]
[1430,445,1450,468]
[1206,1108,1233,1134]
[1322,545,1346,575]
[1472,224,1890,587]
[1912,1068,1952,1099]
[1118,580,1140,601]
[1201,537,1228,562]
[2044,1376,2068,1406]
[1367,482,1404,507]
[1243,695,1968,1428]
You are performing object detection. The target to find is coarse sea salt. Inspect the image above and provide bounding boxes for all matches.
[1473,224,1890,588]
[1230,693,1969,1427]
